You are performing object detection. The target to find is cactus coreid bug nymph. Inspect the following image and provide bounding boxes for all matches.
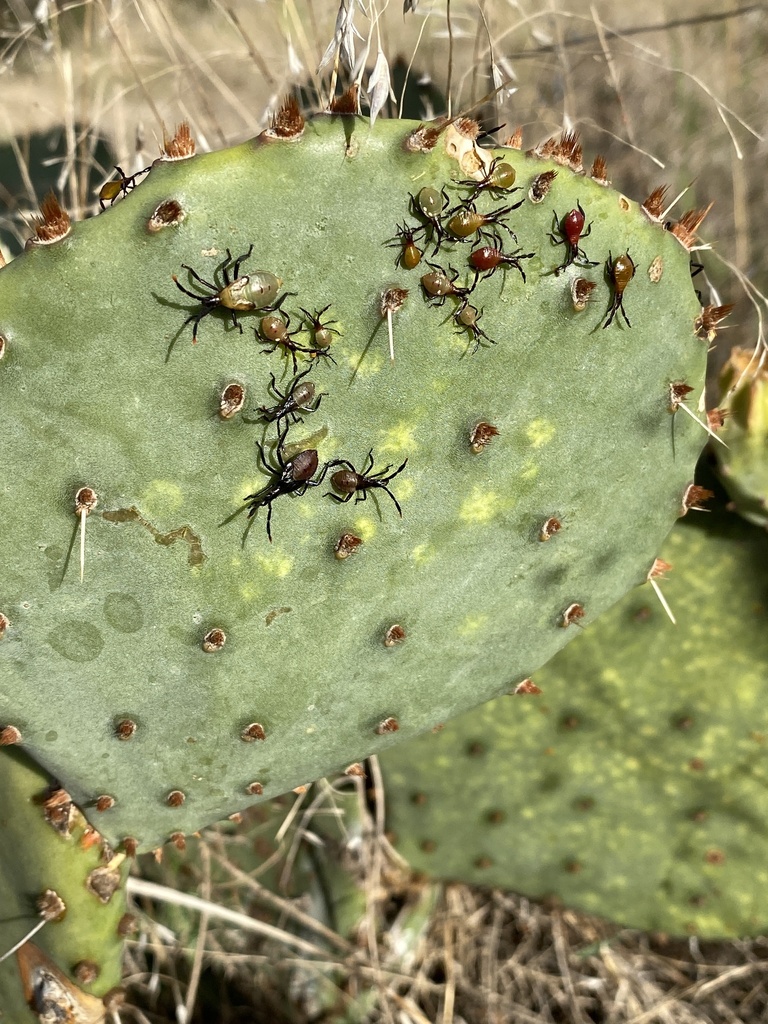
[98,165,151,208]
[300,305,340,350]
[388,223,423,270]
[445,202,520,243]
[548,203,598,274]
[454,157,521,204]
[232,422,328,544]
[252,368,324,426]
[325,450,408,517]
[172,245,283,344]
[258,312,332,374]
[420,263,474,306]
[602,251,636,328]
[410,186,450,253]
[454,303,497,353]
[469,244,535,284]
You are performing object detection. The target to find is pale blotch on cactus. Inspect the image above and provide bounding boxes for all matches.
[0,111,710,865]
[381,511,768,937]
[715,344,768,527]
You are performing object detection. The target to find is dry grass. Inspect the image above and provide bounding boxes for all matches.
[2,2,767,1020]
[121,773,768,1023]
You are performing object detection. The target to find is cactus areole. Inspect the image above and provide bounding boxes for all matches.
[0,115,708,853]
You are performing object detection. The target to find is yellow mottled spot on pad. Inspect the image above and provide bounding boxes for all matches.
[379,421,417,454]
[141,480,184,515]
[396,479,414,503]
[460,487,501,523]
[458,614,488,637]
[521,807,535,820]
[355,517,377,542]
[520,461,538,481]
[412,543,435,564]
[600,668,622,687]
[526,419,556,447]
[255,552,293,578]
[282,425,328,460]
[344,350,384,378]
[240,583,258,601]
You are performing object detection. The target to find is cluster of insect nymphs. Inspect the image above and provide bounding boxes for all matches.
[389,150,642,352]
[171,245,344,369]
[166,242,410,542]
[223,400,407,545]
[170,245,407,542]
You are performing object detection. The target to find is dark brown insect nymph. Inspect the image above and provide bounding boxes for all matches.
[252,367,324,426]
[224,422,327,543]
[326,450,408,517]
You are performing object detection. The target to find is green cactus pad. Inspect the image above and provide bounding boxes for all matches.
[381,510,768,937]
[0,749,128,1022]
[716,346,768,527]
[0,115,706,853]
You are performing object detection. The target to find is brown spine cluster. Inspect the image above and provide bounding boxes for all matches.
[384,624,406,647]
[669,204,713,250]
[0,724,21,745]
[404,120,446,153]
[30,191,71,244]
[560,603,585,628]
[696,303,734,341]
[268,96,305,139]
[453,117,481,140]
[680,484,714,515]
[219,382,246,419]
[161,121,196,160]
[531,130,583,173]
[147,199,186,232]
[642,184,670,221]
[469,422,499,454]
[329,84,359,115]
[115,718,137,741]
[240,722,266,742]
[528,170,557,204]
[334,533,363,559]
[202,627,227,653]
[504,126,523,149]
[590,155,610,185]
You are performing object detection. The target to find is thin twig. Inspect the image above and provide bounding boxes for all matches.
[126,877,334,959]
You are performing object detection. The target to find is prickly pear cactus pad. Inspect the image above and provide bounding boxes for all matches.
[382,511,768,937]
[0,114,708,853]
[715,345,768,528]
[0,748,128,1021]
